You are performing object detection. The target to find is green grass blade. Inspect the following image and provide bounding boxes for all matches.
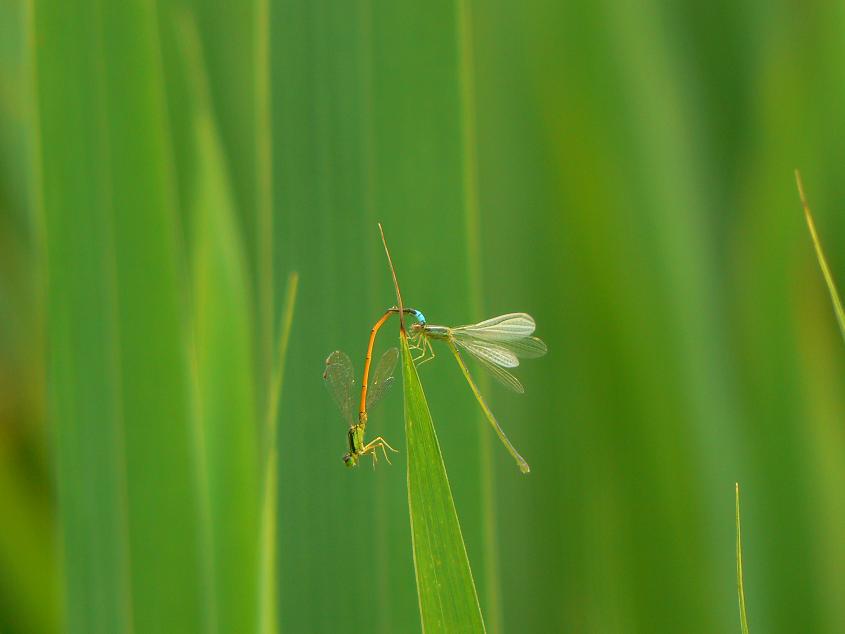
[34,0,205,631]
[254,0,274,416]
[258,450,280,634]
[401,334,486,634]
[259,271,299,634]
[796,170,845,343]
[454,1,503,629]
[265,272,300,447]
[182,18,260,632]
[736,483,750,634]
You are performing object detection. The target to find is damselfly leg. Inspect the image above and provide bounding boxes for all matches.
[362,436,399,467]
[411,333,436,366]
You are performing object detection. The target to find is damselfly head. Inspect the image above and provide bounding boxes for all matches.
[343,452,358,468]
[409,308,426,324]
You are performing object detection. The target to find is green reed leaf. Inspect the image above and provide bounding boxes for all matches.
[184,18,260,631]
[401,333,486,634]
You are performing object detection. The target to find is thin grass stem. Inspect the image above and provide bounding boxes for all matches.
[259,271,299,634]
[736,483,750,634]
[796,169,845,343]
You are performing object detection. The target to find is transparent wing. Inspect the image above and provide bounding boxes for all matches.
[492,335,547,359]
[452,335,520,368]
[448,342,530,472]
[469,347,525,394]
[452,313,536,340]
[452,312,547,359]
[366,347,399,411]
[322,350,356,425]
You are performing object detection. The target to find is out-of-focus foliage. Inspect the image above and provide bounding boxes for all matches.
[1,0,844,632]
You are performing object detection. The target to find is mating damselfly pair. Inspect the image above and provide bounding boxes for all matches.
[323,310,546,473]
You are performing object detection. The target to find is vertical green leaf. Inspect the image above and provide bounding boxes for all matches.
[401,333,485,634]
[35,0,204,631]
[454,1,503,629]
[184,18,259,632]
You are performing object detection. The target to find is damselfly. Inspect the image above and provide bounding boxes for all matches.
[323,347,399,467]
[409,313,546,473]
[358,307,425,426]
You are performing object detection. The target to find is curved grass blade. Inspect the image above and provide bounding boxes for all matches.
[796,170,845,344]
[736,483,750,634]
[259,271,299,634]
[178,15,263,631]
[401,334,486,633]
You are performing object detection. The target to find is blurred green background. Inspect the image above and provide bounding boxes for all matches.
[2,0,845,632]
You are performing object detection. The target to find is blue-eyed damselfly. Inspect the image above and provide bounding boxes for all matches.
[409,313,546,473]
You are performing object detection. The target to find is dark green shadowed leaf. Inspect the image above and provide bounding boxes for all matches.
[401,333,485,634]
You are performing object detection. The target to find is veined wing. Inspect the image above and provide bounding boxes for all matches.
[323,350,356,425]
[494,335,547,359]
[366,347,399,411]
[466,346,525,394]
[447,341,530,472]
[453,313,536,341]
[453,329,547,360]
[453,336,519,368]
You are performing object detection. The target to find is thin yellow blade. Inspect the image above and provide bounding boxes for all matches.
[796,170,845,343]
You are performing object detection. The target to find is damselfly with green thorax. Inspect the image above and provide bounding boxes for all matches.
[322,306,422,469]
[323,347,399,468]
[408,312,547,473]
